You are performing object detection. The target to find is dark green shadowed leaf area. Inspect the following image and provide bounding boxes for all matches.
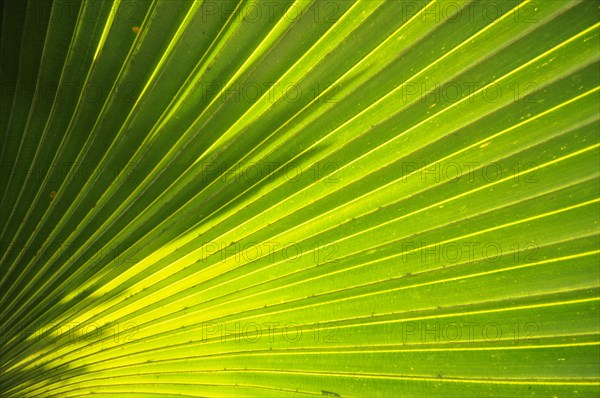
[1,0,599,397]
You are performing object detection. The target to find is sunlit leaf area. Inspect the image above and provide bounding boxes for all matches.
[1,0,599,397]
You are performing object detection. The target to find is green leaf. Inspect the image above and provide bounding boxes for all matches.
[1,0,598,397]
